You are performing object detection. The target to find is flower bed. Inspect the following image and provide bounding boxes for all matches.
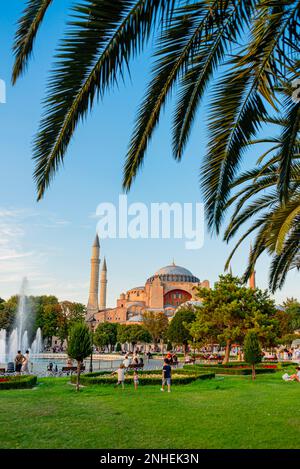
[0,375,37,390]
[71,371,215,386]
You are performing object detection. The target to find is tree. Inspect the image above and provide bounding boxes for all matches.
[67,323,92,391]
[12,1,298,225]
[275,299,300,345]
[0,296,18,331]
[142,311,169,351]
[115,342,122,353]
[94,322,118,351]
[57,301,86,345]
[166,341,172,352]
[243,331,262,380]
[167,307,195,353]
[189,275,277,364]
[34,295,59,344]
[117,324,151,351]
[38,303,61,345]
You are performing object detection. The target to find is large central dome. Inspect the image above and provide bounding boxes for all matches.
[155,265,194,276]
[146,263,199,284]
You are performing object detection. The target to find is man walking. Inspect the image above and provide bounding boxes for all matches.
[161,358,172,393]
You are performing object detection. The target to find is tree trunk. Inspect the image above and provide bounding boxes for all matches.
[160,339,164,359]
[252,363,256,380]
[76,360,82,392]
[223,340,231,364]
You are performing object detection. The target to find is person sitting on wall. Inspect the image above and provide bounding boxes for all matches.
[66,357,73,368]
[47,362,53,372]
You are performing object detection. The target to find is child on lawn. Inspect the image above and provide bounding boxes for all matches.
[113,364,126,389]
[133,370,139,390]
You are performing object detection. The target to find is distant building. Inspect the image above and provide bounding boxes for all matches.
[86,236,209,325]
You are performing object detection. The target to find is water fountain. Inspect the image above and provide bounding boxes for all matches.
[1,278,43,366]
[0,329,6,364]
[31,328,43,355]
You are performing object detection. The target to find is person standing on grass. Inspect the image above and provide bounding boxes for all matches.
[21,350,30,373]
[15,350,25,374]
[123,355,130,369]
[161,358,172,393]
[133,370,139,390]
[113,364,126,389]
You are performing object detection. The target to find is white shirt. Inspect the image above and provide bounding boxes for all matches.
[117,368,125,381]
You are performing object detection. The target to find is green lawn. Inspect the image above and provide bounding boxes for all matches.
[1,372,300,449]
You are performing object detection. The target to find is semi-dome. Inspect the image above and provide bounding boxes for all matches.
[146,263,199,284]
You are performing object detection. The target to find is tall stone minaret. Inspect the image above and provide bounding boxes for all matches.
[99,257,107,310]
[87,235,100,317]
[249,243,256,289]
[249,269,256,289]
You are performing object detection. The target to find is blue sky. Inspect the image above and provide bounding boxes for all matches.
[0,1,298,306]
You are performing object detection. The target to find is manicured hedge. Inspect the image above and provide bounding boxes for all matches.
[71,372,215,386]
[82,371,111,377]
[0,375,37,390]
[184,365,275,375]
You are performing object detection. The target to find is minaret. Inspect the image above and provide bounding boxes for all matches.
[99,257,107,310]
[249,243,256,289]
[249,269,256,289]
[87,235,100,317]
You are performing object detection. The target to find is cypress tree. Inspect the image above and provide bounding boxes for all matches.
[244,331,262,380]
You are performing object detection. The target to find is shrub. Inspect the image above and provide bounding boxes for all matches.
[71,371,215,386]
[0,375,37,390]
[184,364,275,375]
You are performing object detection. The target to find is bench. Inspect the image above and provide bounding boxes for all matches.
[127,363,144,369]
[184,358,196,364]
[61,366,85,374]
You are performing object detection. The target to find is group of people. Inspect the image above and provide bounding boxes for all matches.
[165,352,178,366]
[122,353,144,368]
[113,356,173,392]
[14,350,30,374]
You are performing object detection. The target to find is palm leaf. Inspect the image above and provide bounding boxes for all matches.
[12,0,53,84]
[203,0,300,232]
[33,0,174,199]
[123,0,256,190]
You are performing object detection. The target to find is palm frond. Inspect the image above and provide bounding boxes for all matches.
[277,95,300,200]
[172,0,256,160]
[123,0,257,190]
[203,0,300,232]
[33,0,173,199]
[12,0,53,84]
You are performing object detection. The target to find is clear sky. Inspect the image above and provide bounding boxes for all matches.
[0,1,298,306]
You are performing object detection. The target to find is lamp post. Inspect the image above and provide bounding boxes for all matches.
[87,316,96,373]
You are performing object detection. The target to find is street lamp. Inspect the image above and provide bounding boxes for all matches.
[87,316,97,373]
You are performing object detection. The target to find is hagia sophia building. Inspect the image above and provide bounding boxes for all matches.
[86,235,216,325]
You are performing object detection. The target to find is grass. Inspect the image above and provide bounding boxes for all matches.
[1,371,300,449]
